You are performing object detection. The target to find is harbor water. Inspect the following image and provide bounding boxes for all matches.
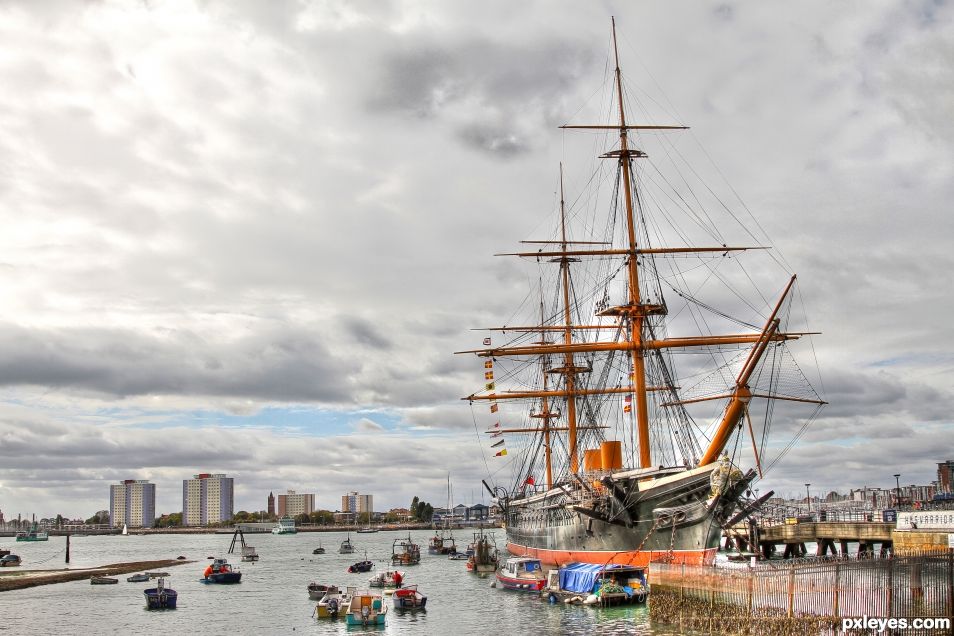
[0,531,683,635]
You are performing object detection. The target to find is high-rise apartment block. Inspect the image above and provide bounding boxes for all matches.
[341,491,373,516]
[182,473,234,526]
[109,479,156,528]
[277,490,315,517]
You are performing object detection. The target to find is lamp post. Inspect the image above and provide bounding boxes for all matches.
[894,473,901,508]
[805,483,811,512]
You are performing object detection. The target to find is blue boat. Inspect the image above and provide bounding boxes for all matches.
[200,558,242,584]
[545,562,648,606]
[144,578,178,609]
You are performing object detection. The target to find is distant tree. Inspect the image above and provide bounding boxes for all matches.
[309,510,334,525]
[85,511,110,525]
[295,513,310,525]
[410,496,420,518]
[154,513,182,528]
[422,503,434,522]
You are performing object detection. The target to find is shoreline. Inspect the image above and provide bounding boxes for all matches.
[0,559,193,592]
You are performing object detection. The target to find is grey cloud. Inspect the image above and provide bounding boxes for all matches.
[0,323,357,402]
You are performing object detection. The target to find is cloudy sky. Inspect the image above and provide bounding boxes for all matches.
[0,0,951,520]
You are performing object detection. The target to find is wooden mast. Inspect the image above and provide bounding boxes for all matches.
[698,275,796,466]
[610,17,653,469]
[556,163,581,473]
[536,297,555,489]
[460,18,823,485]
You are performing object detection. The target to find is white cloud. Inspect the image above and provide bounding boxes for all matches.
[0,0,951,517]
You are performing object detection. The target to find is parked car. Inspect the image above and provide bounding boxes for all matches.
[0,554,22,567]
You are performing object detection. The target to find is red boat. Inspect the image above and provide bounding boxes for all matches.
[495,557,546,592]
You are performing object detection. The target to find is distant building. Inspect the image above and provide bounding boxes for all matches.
[387,507,413,521]
[267,492,275,517]
[182,473,234,526]
[110,480,156,529]
[467,504,489,521]
[277,490,315,517]
[341,492,373,519]
[938,461,954,494]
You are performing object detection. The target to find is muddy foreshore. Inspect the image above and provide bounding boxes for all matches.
[0,559,193,592]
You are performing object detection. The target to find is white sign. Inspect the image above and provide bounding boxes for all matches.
[897,511,954,531]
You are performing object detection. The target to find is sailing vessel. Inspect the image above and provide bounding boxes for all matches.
[459,19,824,568]
[428,474,456,555]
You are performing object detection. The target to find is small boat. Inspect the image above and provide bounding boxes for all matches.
[308,582,331,600]
[315,585,354,619]
[15,520,49,542]
[200,558,242,584]
[90,577,118,585]
[427,531,456,555]
[144,577,177,610]
[447,551,468,560]
[0,548,9,557]
[368,570,404,588]
[392,585,427,610]
[345,590,387,627]
[0,554,22,567]
[126,573,150,582]
[348,560,374,573]
[466,529,499,574]
[356,518,378,533]
[313,546,326,555]
[495,557,546,592]
[390,535,421,566]
[272,516,297,535]
[544,563,648,606]
[241,544,259,562]
[121,523,128,536]
[146,571,170,578]
[339,535,355,554]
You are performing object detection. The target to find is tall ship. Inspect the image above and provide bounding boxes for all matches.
[459,20,825,568]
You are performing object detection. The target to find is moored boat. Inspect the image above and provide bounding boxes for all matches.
[314,585,354,619]
[15,521,48,542]
[368,570,404,588]
[545,562,648,606]
[348,560,374,573]
[392,585,427,610]
[308,582,330,600]
[144,578,177,610]
[126,573,150,582]
[0,554,22,567]
[495,557,546,592]
[466,529,498,574]
[200,558,242,584]
[390,535,420,566]
[90,577,118,585]
[427,531,456,555]
[339,535,355,554]
[345,590,387,627]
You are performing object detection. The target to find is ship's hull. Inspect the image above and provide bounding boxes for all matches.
[503,464,743,568]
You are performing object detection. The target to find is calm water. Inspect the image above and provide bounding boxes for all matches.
[0,531,681,635]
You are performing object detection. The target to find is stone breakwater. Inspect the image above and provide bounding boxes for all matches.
[0,559,192,592]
